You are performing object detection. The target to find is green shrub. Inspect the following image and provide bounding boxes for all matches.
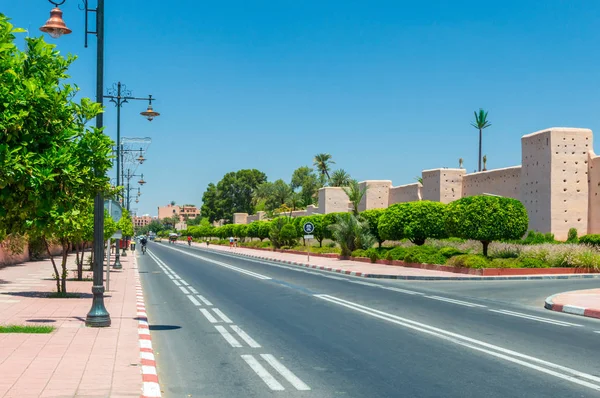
[447,254,491,269]
[351,249,367,258]
[385,251,394,261]
[489,258,520,268]
[269,218,297,248]
[522,231,555,245]
[403,245,446,265]
[518,257,548,268]
[387,246,407,260]
[579,234,600,247]
[567,228,578,243]
[378,201,447,246]
[366,248,380,263]
[438,247,463,258]
[361,209,385,248]
[302,215,326,247]
[327,241,337,248]
[445,195,529,256]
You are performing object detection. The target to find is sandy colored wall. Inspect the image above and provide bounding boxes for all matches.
[318,187,350,214]
[158,204,179,220]
[422,168,465,203]
[0,242,29,266]
[233,213,248,224]
[358,180,391,211]
[388,183,422,204]
[588,150,600,234]
[462,166,521,199]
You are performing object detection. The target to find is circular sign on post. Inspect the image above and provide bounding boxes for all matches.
[303,222,315,234]
[104,199,123,223]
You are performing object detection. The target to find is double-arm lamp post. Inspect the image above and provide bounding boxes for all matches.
[105,83,158,269]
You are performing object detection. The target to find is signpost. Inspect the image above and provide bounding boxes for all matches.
[103,199,123,290]
[303,222,315,263]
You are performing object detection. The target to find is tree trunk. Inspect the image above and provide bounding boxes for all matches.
[77,242,83,281]
[482,241,490,257]
[378,241,382,249]
[44,237,61,293]
[478,128,482,172]
[61,242,68,293]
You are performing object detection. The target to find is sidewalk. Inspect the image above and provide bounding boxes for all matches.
[545,289,600,320]
[0,250,153,397]
[187,242,600,281]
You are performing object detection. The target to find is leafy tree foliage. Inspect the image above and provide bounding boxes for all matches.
[378,201,447,246]
[343,180,367,216]
[445,196,528,256]
[330,169,352,187]
[291,166,321,206]
[361,209,385,248]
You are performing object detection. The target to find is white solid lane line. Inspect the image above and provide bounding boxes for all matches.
[215,325,242,348]
[172,280,181,286]
[179,286,191,294]
[160,245,271,280]
[197,295,213,306]
[212,308,232,323]
[379,286,423,295]
[200,308,218,324]
[187,295,201,306]
[241,355,285,391]
[231,325,261,348]
[261,354,311,391]
[489,309,583,327]
[314,294,600,391]
[427,296,487,308]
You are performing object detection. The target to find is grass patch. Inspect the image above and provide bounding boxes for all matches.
[47,292,81,298]
[0,325,55,333]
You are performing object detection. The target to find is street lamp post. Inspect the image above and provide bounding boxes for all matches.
[104,82,159,269]
[41,0,110,327]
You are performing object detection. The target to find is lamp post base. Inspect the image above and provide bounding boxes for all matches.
[85,285,111,327]
[113,253,122,269]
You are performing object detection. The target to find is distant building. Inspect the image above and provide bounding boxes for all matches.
[132,215,157,229]
[157,203,200,222]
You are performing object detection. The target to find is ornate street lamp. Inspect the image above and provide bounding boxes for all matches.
[138,174,146,186]
[40,1,72,38]
[141,95,160,121]
[137,148,146,164]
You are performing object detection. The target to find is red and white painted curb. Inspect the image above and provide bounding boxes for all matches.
[545,294,600,320]
[134,256,162,398]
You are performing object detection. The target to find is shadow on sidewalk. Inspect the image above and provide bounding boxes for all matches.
[1,291,94,299]
[149,324,181,331]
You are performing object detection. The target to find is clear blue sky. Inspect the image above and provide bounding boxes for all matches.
[6,1,600,217]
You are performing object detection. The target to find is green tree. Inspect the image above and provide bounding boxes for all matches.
[0,17,113,293]
[313,153,335,184]
[303,214,326,247]
[361,209,385,248]
[201,183,221,223]
[378,201,447,246]
[343,180,367,216]
[117,209,134,238]
[330,169,352,187]
[328,213,375,257]
[445,195,528,256]
[269,217,297,248]
[471,109,492,172]
[291,166,321,206]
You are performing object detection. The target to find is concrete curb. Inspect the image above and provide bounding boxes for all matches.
[191,244,600,281]
[134,255,162,398]
[544,293,600,320]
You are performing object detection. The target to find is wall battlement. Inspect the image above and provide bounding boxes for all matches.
[231,127,598,240]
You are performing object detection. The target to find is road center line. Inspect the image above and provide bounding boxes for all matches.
[489,309,583,327]
[172,280,181,286]
[187,295,201,306]
[179,286,190,294]
[260,354,310,391]
[241,355,284,391]
[200,308,218,323]
[215,325,242,348]
[314,294,600,391]
[212,308,232,323]
[197,295,213,306]
[427,296,487,308]
[231,325,261,348]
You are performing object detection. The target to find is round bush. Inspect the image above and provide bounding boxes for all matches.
[378,201,447,245]
[445,195,528,256]
[447,254,490,269]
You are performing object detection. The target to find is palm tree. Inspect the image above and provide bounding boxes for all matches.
[330,169,352,187]
[482,154,488,171]
[328,214,376,257]
[313,153,335,183]
[471,109,492,172]
[343,180,367,216]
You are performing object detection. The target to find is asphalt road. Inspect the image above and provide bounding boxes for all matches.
[138,241,600,398]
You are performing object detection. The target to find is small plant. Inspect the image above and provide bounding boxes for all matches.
[366,248,379,263]
[385,251,394,262]
[579,234,600,247]
[567,228,578,243]
[447,254,490,269]
[0,325,55,334]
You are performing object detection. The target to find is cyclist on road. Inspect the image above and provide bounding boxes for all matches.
[140,236,148,254]
[187,235,192,246]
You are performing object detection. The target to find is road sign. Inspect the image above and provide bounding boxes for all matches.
[111,230,122,239]
[304,234,314,239]
[303,222,315,234]
[104,199,123,223]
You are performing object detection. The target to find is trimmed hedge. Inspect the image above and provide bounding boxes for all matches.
[378,201,447,246]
